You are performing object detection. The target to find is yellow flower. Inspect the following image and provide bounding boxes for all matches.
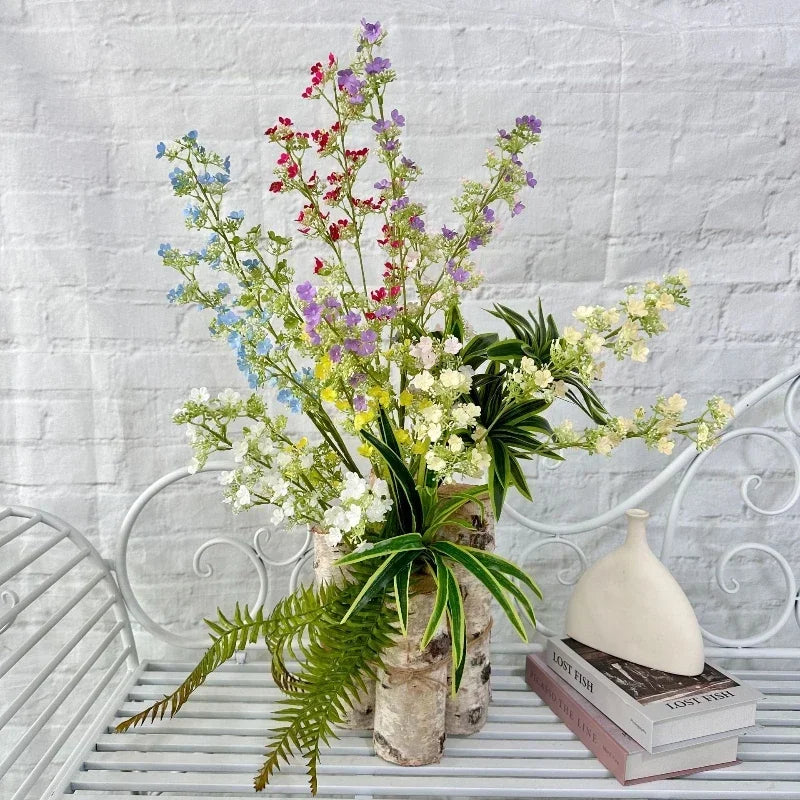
[412,440,427,454]
[335,399,350,411]
[395,428,410,444]
[358,442,374,457]
[320,386,338,403]
[353,410,375,430]
[369,386,391,407]
[296,437,308,449]
[314,356,332,380]
[399,389,413,407]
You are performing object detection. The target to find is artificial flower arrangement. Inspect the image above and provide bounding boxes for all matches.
[116,19,734,795]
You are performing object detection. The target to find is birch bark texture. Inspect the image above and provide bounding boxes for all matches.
[373,582,451,765]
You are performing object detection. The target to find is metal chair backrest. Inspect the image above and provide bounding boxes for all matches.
[0,506,137,800]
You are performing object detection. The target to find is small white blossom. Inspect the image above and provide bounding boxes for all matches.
[626,298,647,318]
[447,434,464,452]
[218,388,242,407]
[470,447,491,472]
[232,440,249,462]
[710,397,735,422]
[657,437,675,455]
[426,452,447,472]
[662,393,687,414]
[325,527,343,547]
[443,335,462,355]
[190,387,210,403]
[235,484,251,506]
[595,436,614,456]
[656,292,675,311]
[631,341,649,363]
[584,333,605,355]
[563,327,582,346]
[439,368,470,392]
[452,403,481,426]
[341,471,368,501]
[411,370,435,392]
[533,368,553,389]
[421,405,443,423]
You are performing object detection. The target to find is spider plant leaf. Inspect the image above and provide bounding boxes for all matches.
[441,558,466,692]
[420,556,450,650]
[454,545,544,600]
[335,533,425,565]
[430,541,528,641]
[393,559,412,636]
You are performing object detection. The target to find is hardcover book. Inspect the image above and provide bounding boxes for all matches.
[545,637,762,751]
[526,653,740,785]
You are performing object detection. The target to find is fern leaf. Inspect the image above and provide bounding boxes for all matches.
[255,566,398,794]
[114,605,270,733]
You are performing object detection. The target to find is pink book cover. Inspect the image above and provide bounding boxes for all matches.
[525,653,739,785]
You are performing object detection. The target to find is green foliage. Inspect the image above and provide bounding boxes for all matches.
[470,368,561,517]
[352,406,543,690]
[257,567,398,794]
[488,300,560,363]
[115,604,270,731]
[361,407,423,533]
[488,300,609,425]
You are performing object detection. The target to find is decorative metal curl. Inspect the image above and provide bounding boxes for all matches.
[192,536,268,610]
[700,543,797,648]
[115,460,269,649]
[253,526,312,568]
[0,589,19,634]
[784,375,800,437]
[662,427,800,561]
[289,548,315,593]
[518,535,589,637]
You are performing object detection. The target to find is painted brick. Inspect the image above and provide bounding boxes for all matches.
[1,7,799,755]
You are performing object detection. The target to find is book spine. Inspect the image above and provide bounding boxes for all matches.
[526,655,629,783]
[545,638,654,750]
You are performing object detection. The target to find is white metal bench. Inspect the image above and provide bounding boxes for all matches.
[2,362,800,800]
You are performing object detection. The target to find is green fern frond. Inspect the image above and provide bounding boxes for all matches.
[114,603,269,733]
[255,567,398,794]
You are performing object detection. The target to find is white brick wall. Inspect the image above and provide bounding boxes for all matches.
[2,0,800,788]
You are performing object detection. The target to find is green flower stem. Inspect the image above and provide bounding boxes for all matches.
[420,166,509,323]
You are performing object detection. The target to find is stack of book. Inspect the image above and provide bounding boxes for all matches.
[525,637,763,785]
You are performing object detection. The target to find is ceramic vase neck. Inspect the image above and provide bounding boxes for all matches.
[624,508,650,549]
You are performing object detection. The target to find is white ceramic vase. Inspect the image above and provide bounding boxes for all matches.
[565,508,705,676]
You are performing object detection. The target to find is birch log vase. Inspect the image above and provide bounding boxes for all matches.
[373,580,451,765]
[438,484,495,735]
[312,530,376,729]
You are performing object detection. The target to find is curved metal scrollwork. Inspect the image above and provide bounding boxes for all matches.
[508,361,800,654]
[116,363,800,656]
[115,460,308,649]
[517,536,589,637]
